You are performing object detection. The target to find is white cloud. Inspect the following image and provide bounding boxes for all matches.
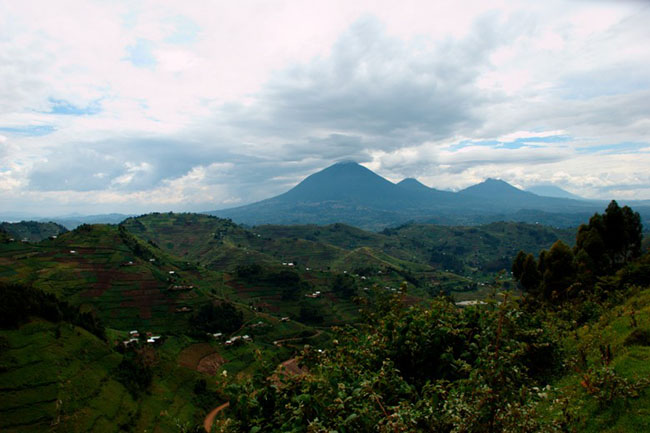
[497,130,567,143]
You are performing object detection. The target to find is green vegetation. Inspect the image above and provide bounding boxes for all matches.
[189,302,244,336]
[2,205,649,432]
[0,282,105,339]
[0,221,68,243]
[122,212,574,296]
[211,202,650,432]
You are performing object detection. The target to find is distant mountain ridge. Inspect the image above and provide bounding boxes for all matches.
[526,184,585,200]
[211,161,632,229]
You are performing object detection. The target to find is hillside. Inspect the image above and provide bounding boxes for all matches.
[254,220,575,275]
[209,201,650,432]
[0,221,68,242]
[0,319,137,432]
[2,203,649,432]
[0,224,224,331]
[121,213,430,275]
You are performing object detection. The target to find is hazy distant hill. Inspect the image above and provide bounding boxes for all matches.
[211,162,603,229]
[526,184,586,200]
[45,213,133,229]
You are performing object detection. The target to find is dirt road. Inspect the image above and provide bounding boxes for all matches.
[203,402,230,432]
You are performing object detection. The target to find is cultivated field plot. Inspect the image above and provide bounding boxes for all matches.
[0,320,135,433]
[0,227,220,332]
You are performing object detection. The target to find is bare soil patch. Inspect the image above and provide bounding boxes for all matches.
[197,353,226,375]
[178,343,222,370]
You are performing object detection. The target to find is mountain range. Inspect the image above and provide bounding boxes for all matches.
[211,161,645,229]
[3,162,649,231]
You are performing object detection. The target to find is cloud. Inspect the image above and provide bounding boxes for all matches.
[250,17,490,140]
[1,0,649,215]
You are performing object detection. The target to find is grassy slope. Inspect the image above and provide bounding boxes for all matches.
[121,213,428,275]
[257,220,575,274]
[0,319,136,432]
[0,319,237,433]
[0,224,232,333]
[547,288,650,431]
[0,221,68,243]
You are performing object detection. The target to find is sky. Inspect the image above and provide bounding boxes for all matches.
[1,0,650,217]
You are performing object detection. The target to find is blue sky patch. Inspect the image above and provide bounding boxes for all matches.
[448,140,500,151]
[0,125,56,136]
[578,142,648,154]
[449,135,569,151]
[511,135,570,144]
[48,98,101,115]
[164,15,200,44]
[125,39,157,68]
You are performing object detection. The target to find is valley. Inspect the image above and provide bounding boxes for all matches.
[1,202,649,432]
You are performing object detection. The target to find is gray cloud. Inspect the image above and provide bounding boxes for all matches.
[260,18,487,137]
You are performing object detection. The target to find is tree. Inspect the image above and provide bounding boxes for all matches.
[574,201,643,280]
[189,302,243,335]
[520,253,541,293]
[331,274,357,299]
[541,240,576,301]
[511,250,527,280]
[298,300,324,324]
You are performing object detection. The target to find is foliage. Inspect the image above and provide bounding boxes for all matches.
[115,346,157,397]
[514,201,644,304]
[330,273,357,298]
[298,300,324,324]
[579,365,650,408]
[189,301,243,335]
[575,200,643,281]
[0,282,105,339]
[218,292,563,432]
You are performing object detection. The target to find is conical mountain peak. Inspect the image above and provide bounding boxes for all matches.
[279,162,397,204]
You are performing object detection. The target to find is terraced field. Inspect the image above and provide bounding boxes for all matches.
[0,320,136,433]
[0,226,230,332]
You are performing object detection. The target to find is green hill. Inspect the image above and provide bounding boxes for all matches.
[123,213,574,284]
[0,223,224,332]
[0,221,68,242]
[0,319,136,432]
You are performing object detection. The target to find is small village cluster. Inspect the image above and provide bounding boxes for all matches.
[122,330,162,346]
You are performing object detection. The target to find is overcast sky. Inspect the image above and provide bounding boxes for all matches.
[1,0,650,216]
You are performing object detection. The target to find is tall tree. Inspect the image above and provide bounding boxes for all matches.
[575,201,643,279]
[512,250,527,281]
[520,253,541,293]
[542,240,575,301]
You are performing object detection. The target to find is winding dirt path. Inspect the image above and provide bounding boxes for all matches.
[203,327,322,431]
[203,402,230,432]
[273,329,323,346]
